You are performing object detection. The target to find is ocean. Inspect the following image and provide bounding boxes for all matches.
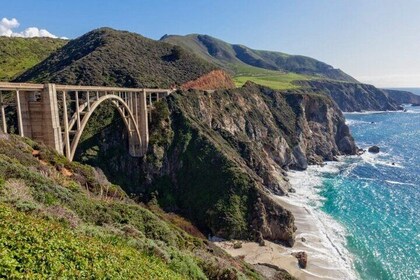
[284,104,419,279]
[327,106,420,279]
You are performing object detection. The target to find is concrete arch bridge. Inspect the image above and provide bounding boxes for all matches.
[0,82,172,161]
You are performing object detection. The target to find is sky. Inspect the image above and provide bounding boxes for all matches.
[2,0,420,87]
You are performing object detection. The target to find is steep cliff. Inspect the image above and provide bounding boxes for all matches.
[134,83,356,245]
[297,80,402,112]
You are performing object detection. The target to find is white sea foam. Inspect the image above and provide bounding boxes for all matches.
[359,149,404,168]
[344,110,402,115]
[385,180,417,187]
[277,161,359,280]
[404,109,420,114]
[345,119,372,126]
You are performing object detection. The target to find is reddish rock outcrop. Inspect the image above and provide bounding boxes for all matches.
[181,69,235,90]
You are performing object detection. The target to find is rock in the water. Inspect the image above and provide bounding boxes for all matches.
[368,146,380,153]
[292,251,308,269]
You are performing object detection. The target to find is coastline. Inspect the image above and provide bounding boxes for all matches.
[215,161,359,280]
[276,161,357,279]
[275,163,358,280]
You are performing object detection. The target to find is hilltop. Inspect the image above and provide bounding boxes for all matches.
[0,37,66,81]
[15,28,218,88]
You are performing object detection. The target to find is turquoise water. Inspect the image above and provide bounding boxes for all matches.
[320,107,419,279]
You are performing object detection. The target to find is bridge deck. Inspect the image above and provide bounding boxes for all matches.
[0,82,173,93]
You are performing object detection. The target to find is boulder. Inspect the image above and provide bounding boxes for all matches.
[292,251,308,269]
[368,146,380,153]
[233,241,242,249]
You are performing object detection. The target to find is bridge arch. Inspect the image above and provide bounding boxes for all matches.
[67,94,143,161]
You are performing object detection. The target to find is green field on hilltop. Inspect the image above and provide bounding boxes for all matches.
[232,64,313,90]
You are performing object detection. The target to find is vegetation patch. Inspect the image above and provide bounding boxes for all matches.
[0,37,66,81]
[0,134,264,279]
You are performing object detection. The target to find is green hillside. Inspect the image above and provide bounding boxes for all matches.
[0,37,66,81]
[15,28,216,87]
[161,34,358,89]
[0,133,264,279]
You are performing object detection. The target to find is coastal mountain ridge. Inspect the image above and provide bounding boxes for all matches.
[2,29,418,111]
[383,89,420,106]
[161,33,419,112]
[160,34,358,83]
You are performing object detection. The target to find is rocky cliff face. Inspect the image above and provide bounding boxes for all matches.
[133,83,356,246]
[298,80,402,112]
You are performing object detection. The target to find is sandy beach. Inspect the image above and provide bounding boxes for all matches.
[215,165,358,280]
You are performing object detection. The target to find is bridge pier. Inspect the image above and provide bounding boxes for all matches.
[15,84,64,154]
[0,92,6,134]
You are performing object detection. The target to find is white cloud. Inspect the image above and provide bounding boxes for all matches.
[0,17,64,38]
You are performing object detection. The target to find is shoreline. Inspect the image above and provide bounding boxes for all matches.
[215,161,359,280]
[276,163,358,280]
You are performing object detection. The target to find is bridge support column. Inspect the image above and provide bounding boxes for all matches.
[41,84,64,154]
[16,84,63,154]
[129,90,148,156]
[0,92,6,133]
[139,90,149,155]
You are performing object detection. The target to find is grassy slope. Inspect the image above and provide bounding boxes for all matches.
[0,134,262,279]
[231,64,312,90]
[0,37,66,81]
